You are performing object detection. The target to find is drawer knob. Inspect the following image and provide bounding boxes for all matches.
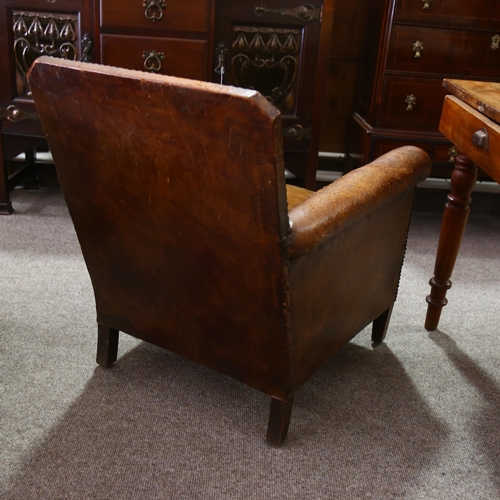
[492,35,500,50]
[471,128,489,151]
[405,94,417,111]
[143,0,166,22]
[422,0,433,9]
[143,50,165,72]
[413,40,424,58]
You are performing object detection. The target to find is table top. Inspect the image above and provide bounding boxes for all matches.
[444,79,500,125]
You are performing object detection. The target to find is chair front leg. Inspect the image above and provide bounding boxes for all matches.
[96,323,119,367]
[372,305,394,344]
[266,396,294,445]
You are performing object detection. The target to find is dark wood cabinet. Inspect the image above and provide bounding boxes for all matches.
[346,0,500,177]
[0,0,333,213]
[211,1,333,186]
[0,0,94,213]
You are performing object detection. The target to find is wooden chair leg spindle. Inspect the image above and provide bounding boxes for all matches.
[266,396,294,445]
[96,324,119,367]
[372,305,393,344]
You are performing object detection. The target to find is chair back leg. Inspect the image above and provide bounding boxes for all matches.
[97,324,119,367]
[266,396,295,445]
[371,305,394,344]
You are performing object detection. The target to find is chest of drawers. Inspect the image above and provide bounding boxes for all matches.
[99,0,212,80]
[347,0,500,177]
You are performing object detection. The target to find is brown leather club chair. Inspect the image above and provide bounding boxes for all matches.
[28,56,431,445]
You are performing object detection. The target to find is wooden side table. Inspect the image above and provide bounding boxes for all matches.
[425,79,500,331]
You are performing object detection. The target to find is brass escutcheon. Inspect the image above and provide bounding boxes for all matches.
[422,0,433,9]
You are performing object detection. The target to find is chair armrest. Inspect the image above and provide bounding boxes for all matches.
[287,146,431,258]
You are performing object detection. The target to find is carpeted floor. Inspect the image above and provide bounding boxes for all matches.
[1,182,499,499]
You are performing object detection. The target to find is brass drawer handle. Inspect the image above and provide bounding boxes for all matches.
[448,146,458,162]
[413,40,424,58]
[422,0,433,9]
[143,50,165,72]
[253,3,321,22]
[492,35,500,50]
[0,105,38,122]
[282,124,311,141]
[143,0,166,22]
[405,94,417,111]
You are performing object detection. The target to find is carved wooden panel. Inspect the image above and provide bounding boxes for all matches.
[12,11,84,97]
[230,25,302,114]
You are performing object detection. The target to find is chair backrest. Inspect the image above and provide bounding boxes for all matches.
[28,57,291,387]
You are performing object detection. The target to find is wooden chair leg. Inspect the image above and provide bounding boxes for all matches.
[372,305,394,344]
[266,396,294,445]
[96,323,119,367]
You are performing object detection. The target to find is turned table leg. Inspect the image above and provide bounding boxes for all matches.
[425,152,478,331]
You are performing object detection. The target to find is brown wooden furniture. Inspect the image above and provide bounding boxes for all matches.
[0,0,334,214]
[346,0,500,177]
[425,79,500,331]
[28,56,430,444]
[0,0,94,214]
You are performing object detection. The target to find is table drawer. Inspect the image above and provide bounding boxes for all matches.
[394,0,500,31]
[439,95,500,181]
[378,76,448,130]
[387,24,500,78]
[100,0,210,33]
[101,35,208,80]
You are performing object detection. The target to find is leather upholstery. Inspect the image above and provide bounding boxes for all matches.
[28,56,431,444]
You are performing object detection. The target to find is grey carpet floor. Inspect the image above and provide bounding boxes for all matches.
[1,184,499,499]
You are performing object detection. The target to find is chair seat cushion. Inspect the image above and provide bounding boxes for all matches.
[286,184,313,210]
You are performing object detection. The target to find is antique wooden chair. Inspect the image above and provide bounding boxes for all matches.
[28,57,430,445]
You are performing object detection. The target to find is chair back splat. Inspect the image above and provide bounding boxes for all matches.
[28,56,431,445]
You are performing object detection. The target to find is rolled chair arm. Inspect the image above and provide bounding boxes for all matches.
[287,146,431,258]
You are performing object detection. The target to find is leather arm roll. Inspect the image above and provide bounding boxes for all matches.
[287,146,431,258]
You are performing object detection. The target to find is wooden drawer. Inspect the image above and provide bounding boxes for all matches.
[377,76,448,130]
[100,0,210,33]
[439,95,500,181]
[373,138,432,158]
[101,35,208,80]
[387,24,500,78]
[394,0,500,31]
